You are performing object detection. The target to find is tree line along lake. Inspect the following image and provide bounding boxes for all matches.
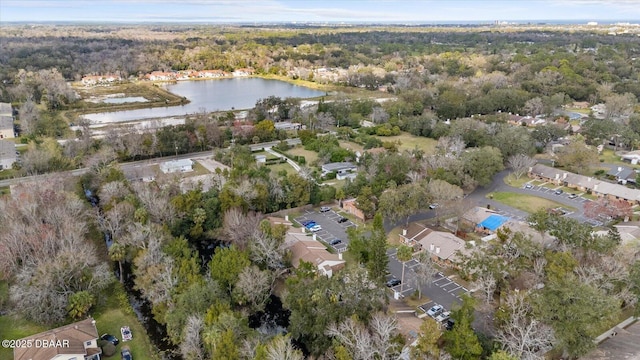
[82,77,326,123]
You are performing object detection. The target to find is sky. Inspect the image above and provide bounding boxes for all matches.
[1,0,639,23]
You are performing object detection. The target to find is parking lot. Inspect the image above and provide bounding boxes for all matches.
[294,208,357,252]
[387,249,468,311]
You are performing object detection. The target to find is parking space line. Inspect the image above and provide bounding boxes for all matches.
[447,285,461,293]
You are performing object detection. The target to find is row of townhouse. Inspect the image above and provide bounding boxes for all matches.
[529,164,640,205]
[144,68,254,81]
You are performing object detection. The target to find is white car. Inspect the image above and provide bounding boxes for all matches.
[429,204,439,210]
[434,311,451,323]
[309,225,322,232]
[426,304,443,317]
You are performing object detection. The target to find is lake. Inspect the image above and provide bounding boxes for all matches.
[83,78,325,124]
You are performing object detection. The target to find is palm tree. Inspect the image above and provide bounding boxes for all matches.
[397,245,413,294]
[109,243,126,283]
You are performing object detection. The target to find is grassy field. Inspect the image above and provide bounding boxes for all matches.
[268,162,297,176]
[338,140,365,153]
[0,315,48,360]
[373,132,437,154]
[286,146,319,164]
[489,192,575,214]
[599,149,640,169]
[92,282,160,360]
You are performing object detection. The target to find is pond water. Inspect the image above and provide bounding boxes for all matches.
[103,96,149,104]
[83,78,325,123]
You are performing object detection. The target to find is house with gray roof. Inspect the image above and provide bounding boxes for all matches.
[530,164,640,205]
[607,166,636,184]
[0,115,14,139]
[321,162,357,179]
[0,102,12,117]
[0,140,16,170]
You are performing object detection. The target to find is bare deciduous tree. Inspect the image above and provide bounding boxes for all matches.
[508,154,537,180]
[473,273,497,305]
[233,265,272,312]
[222,208,261,250]
[180,315,206,360]
[326,313,401,360]
[495,291,555,360]
[413,252,438,299]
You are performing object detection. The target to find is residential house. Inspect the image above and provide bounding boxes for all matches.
[198,69,229,78]
[461,206,500,231]
[14,317,102,360]
[160,159,194,174]
[232,68,254,77]
[529,164,640,205]
[0,102,13,117]
[581,317,640,360]
[607,166,637,184]
[398,222,469,266]
[147,71,176,81]
[0,140,16,170]
[0,115,14,139]
[476,214,510,234]
[321,162,357,180]
[266,215,293,228]
[81,74,121,86]
[342,198,365,221]
[622,150,640,165]
[285,231,345,277]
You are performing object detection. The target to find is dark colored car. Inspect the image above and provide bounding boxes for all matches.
[337,217,348,223]
[101,334,119,346]
[444,319,455,331]
[386,278,401,287]
[121,346,132,360]
[330,239,342,245]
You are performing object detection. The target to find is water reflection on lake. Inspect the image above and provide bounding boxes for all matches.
[83,78,324,123]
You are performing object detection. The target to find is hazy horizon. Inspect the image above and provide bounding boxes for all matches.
[2,0,640,24]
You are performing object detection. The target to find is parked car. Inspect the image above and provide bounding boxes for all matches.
[319,206,331,213]
[426,304,444,317]
[568,193,578,199]
[121,346,132,360]
[429,203,439,209]
[337,216,348,223]
[554,189,563,195]
[524,184,533,189]
[309,225,322,232]
[304,222,317,229]
[100,334,119,346]
[434,311,451,323]
[444,319,455,331]
[386,278,401,287]
[330,239,342,245]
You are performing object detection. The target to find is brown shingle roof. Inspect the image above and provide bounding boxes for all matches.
[14,318,99,360]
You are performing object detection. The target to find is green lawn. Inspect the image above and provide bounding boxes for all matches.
[184,161,211,177]
[286,146,319,164]
[338,140,365,153]
[600,149,640,169]
[92,282,160,360]
[503,174,532,188]
[373,132,437,154]
[0,281,159,360]
[268,162,297,176]
[489,192,576,214]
